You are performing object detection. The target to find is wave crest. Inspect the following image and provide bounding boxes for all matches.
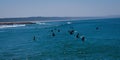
[67,22,72,24]
[0,24,26,29]
[35,22,51,25]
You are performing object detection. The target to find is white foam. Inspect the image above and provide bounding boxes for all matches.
[80,35,84,38]
[36,22,46,25]
[67,22,72,24]
[0,24,26,29]
[75,31,78,33]
[34,22,51,25]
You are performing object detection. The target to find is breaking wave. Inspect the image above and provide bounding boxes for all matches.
[34,22,51,25]
[0,24,26,29]
[67,22,72,24]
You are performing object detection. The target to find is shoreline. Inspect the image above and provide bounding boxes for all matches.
[0,19,81,25]
[0,17,117,25]
[0,22,35,25]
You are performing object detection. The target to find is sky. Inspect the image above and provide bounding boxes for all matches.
[0,0,120,18]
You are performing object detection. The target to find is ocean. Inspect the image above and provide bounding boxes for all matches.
[0,18,120,60]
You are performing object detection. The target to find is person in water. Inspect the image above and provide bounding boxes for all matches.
[33,36,36,41]
[52,32,55,37]
[81,36,85,42]
[58,29,60,32]
[50,30,53,32]
[50,29,56,37]
[96,27,99,30]
[68,30,75,35]
[76,33,80,38]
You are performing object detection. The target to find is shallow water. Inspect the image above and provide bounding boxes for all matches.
[0,18,120,60]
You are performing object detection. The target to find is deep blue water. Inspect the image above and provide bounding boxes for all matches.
[0,18,120,60]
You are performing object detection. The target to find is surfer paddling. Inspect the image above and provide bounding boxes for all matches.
[58,29,60,32]
[75,32,85,42]
[50,30,53,32]
[68,29,75,35]
[76,33,80,38]
[50,29,56,37]
[33,36,36,41]
[96,27,99,30]
[81,36,85,42]
[52,32,55,37]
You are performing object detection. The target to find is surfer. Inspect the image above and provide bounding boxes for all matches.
[58,29,60,32]
[96,27,99,30]
[50,30,53,32]
[50,29,56,37]
[33,36,36,41]
[76,33,80,38]
[81,36,85,42]
[52,32,55,37]
[68,30,75,35]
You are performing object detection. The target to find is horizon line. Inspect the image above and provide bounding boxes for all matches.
[0,15,120,19]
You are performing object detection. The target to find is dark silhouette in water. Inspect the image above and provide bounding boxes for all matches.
[50,29,56,37]
[55,28,60,32]
[54,28,57,30]
[33,36,36,41]
[96,27,99,30]
[76,33,80,38]
[58,29,60,32]
[68,30,75,35]
[52,32,55,37]
[50,30,53,32]
[81,36,85,42]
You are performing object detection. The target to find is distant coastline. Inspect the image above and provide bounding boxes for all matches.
[0,22,35,25]
[0,17,120,25]
[0,17,95,25]
[0,17,102,22]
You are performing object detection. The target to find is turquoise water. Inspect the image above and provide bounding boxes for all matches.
[0,18,120,60]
